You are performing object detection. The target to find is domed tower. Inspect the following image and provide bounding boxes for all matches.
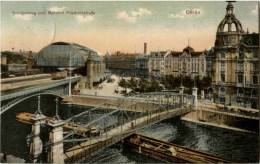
[215,2,244,47]
[212,1,245,106]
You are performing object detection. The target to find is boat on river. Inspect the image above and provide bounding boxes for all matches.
[124,133,233,163]
[15,112,102,137]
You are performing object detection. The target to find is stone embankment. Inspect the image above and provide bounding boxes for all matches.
[182,103,259,133]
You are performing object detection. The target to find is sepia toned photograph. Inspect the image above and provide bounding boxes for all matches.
[0,0,259,163]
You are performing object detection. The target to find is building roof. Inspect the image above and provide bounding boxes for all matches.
[217,2,243,33]
[110,52,140,57]
[1,51,27,64]
[150,51,168,58]
[136,54,148,59]
[240,33,259,46]
[35,42,101,68]
[183,46,195,53]
[190,52,203,56]
[167,47,203,57]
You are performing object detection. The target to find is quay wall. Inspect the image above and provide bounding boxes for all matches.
[182,109,259,133]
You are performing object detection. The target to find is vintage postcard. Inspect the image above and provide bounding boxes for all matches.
[0,0,259,163]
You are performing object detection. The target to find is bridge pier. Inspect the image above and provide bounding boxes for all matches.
[47,99,65,164]
[29,96,46,163]
[47,116,65,164]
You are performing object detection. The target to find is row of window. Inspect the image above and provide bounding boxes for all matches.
[219,97,258,108]
[220,50,258,59]
[220,73,259,84]
[237,75,258,84]
[220,61,258,71]
[219,88,258,98]
[237,89,258,97]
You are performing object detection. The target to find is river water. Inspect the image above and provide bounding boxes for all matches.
[1,95,259,163]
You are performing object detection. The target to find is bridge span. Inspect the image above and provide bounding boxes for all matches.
[60,92,195,162]
[0,76,81,115]
[62,92,194,113]
[56,92,259,163]
[63,105,192,163]
[11,88,257,163]
[20,91,195,163]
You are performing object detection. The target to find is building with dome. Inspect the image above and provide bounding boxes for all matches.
[212,2,259,109]
[164,46,207,78]
[148,46,208,79]
[34,42,108,89]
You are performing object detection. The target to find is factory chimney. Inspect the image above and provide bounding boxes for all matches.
[144,43,147,54]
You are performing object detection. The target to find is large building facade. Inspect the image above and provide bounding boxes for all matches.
[206,48,214,76]
[212,2,259,109]
[135,54,149,77]
[164,46,207,78]
[148,51,170,78]
[34,42,107,89]
[106,51,139,76]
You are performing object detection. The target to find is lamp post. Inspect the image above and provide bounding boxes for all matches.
[60,54,75,96]
[68,54,76,95]
[58,54,74,96]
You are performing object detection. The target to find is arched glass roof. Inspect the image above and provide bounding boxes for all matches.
[35,42,101,67]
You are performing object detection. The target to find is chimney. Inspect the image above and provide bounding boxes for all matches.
[144,43,147,54]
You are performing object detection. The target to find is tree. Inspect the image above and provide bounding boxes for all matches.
[138,77,149,92]
[127,77,138,92]
[148,78,162,92]
[161,74,181,90]
[201,75,212,93]
[118,78,127,91]
[183,75,193,93]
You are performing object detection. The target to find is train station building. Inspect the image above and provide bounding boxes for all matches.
[34,42,109,89]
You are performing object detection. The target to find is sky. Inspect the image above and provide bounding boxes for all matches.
[1,1,258,55]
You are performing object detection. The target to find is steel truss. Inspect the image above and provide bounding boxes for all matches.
[62,92,194,156]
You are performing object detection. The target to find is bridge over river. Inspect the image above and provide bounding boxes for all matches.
[0,76,81,115]
[3,80,258,163]
[62,93,194,162]
[20,92,194,163]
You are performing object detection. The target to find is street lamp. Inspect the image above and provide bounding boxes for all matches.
[67,54,76,96]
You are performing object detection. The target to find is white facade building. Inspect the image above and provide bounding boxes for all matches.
[148,51,171,78]
[164,46,207,78]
